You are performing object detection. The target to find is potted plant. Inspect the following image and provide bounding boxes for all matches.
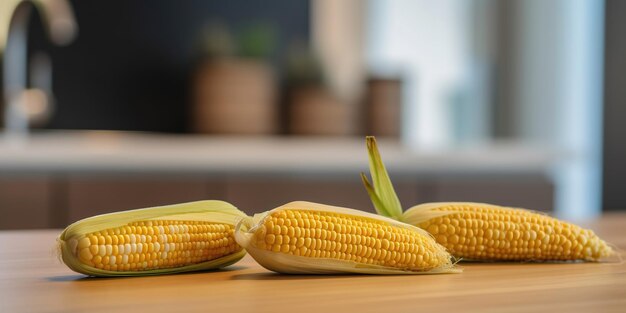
[284,43,351,136]
[191,22,277,134]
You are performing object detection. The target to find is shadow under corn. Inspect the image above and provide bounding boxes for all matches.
[229,271,410,281]
[45,265,248,282]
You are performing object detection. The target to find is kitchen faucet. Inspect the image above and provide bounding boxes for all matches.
[2,0,77,142]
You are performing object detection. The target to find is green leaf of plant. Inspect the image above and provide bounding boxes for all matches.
[363,136,404,219]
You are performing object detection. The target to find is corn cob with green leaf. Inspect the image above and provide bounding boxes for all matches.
[361,136,613,261]
[58,200,247,276]
[234,201,459,274]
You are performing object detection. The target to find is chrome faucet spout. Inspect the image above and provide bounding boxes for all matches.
[2,0,77,140]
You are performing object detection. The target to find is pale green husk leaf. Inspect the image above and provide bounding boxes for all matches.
[363,136,404,220]
[403,202,465,225]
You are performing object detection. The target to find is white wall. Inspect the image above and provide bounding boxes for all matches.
[511,0,604,220]
[365,0,605,219]
[366,0,473,149]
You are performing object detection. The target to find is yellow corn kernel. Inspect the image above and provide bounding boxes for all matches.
[73,220,241,272]
[58,200,247,277]
[406,202,614,261]
[235,201,457,274]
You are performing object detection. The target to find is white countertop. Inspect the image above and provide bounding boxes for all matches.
[0,131,561,176]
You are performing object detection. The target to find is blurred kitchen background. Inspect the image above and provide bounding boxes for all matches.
[0,0,624,230]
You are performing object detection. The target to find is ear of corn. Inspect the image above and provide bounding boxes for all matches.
[234,201,458,274]
[58,200,247,277]
[361,136,614,262]
[406,202,613,261]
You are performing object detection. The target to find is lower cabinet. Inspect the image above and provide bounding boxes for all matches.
[0,173,555,229]
[64,175,223,222]
[417,178,555,212]
[223,177,419,215]
[0,176,54,229]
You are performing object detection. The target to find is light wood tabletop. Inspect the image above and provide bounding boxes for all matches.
[1,213,625,313]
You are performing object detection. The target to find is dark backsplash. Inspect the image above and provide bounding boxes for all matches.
[26,0,310,132]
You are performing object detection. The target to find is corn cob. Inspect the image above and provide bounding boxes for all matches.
[58,200,247,276]
[234,201,458,274]
[361,136,614,261]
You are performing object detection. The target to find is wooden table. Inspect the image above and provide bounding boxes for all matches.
[1,214,625,313]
